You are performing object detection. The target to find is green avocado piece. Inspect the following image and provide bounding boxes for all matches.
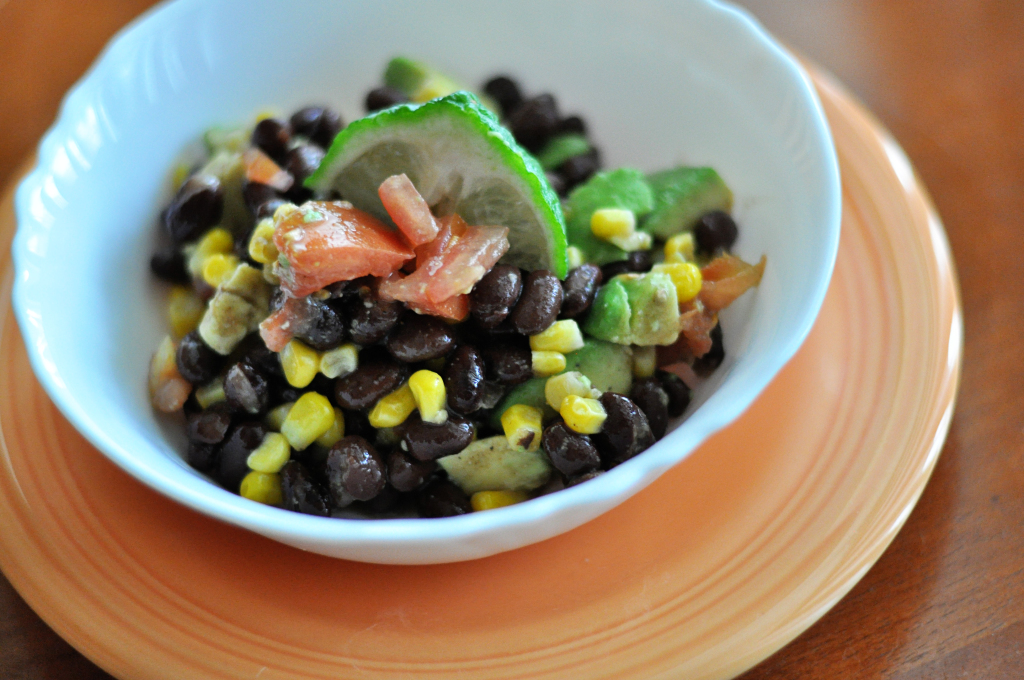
[437,436,552,494]
[535,134,591,170]
[563,338,634,394]
[640,167,733,239]
[200,151,248,237]
[384,57,498,111]
[583,272,680,347]
[564,168,655,265]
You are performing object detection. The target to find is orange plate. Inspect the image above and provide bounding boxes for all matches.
[0,68,961,680]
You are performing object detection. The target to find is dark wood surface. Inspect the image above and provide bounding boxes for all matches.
[1,1,1020,678]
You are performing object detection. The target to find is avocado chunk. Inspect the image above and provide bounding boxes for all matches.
[200,151,248,236]
[583,272,680,347]
[384,57,498,110]
[563,338,634,394]
[641,167,733,239]
[564,168,655,265]
[535,133,591,170]
[437,436,552,494]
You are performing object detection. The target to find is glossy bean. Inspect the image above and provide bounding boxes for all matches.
[559,264,602,319]
[470,264,522,328]
[656,370,692,418]
[557,148,600,192]
[224,362,269,415]
[385,314,457,363]
[507,93,559,152]
[442,345,486,413]
[334,357,408,411]
[509,270,563,336]
[416,478,472,518]
[365,86,410,112]
[482,75,524,117]
[217,422,267,492]
[541,421,601,477]
[694,210,739,255]
[295,299,347,351]
[280,460,331,516]
[483,341,532,385]
[150,247,188,283]
[176,331,224,384]
[250,117,291,164]
[402,416,475,461]
[289,106,344,148]
[693,324,725,376]
[556,115,587,135]
[386,450,436,493]
[629,378,670,439]
[593,393,654,468]
[347,293,403,345]
[566,470,603,487]
[242,180,281,218]
[325,436,386,507]
[186,404,233,444]
[286,144,325,184]
[164,174,224,243]
[187,441,218,472]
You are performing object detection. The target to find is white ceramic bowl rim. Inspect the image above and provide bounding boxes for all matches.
[11,0,840,558]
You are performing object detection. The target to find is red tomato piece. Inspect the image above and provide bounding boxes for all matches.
[424,225,510,303]
[243,148,293,192]
[378,272,470,321]
[409,293,471,321]
[699,254,766,313]
[274,201,414,297]
[259,307,293,352]
[378,174,439,247]
[414,213,467,268]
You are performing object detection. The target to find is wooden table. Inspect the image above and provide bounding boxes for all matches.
[1,1,1020,678]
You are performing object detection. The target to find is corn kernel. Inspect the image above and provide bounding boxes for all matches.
[368,383,417,428]
[500,404,543,451]
[471,489,529,511]
[652,261,703,303]
[560,395,607,434]
[254,109,278,122]
[609,230,653,252]
[195,377,226,408]
[545,371,599,410]
[532,351,566,376]
[167,285,205,338]
[239,471,283,505]
[202,253,241,287]
[529,319,584,353]
[664,232,695,263]
[247,432,291,473]
[170,163,191,191]
[409,370,448,424]
[248,218,279,265]
[633,346,658,378]
[566,245,584,270]
[315,408,346,448]
[591,208,636,241]
[149,335,191,412]
[187,227,234,278]
[281,339,320,388]
[319,344,358,379]
[273,202,300,222]
[262,261,280,284]
[280,392,335,450]
[264,401,294,431]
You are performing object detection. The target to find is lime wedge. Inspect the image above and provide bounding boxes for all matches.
[305,91,568,277]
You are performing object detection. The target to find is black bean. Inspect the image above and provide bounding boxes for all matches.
[541,421,601,477]
[694,210,739,255]
[385,314,457,363]
[325,436,386,507]
[250,117,291,164]
[295,299,346,351]
[558,149,600,192]
[280,460,331,517]
[164,174,223,243]
[217,421,267,492]
[442,345,486,414]
[480,380,506,410]
[223,362,269,415]
[229,333,283,378]
[627,249,653,272]
[593,393,655,468]
[150,247,188,283]
[187,441,218,472]
[656,370,691,417]
[286,144,325,184]
[186,404,233,445]
[470,264,522,328]
[482,75,524,117]
[693,323,725,376]
[242,181,281,218]
[387,450,436,493]
[334,357,408,410]
[416,478,472,518]
[560,264,602,319]
[268,377,303,405]
[483,341,532,385]
[556,115,587,135]
[360,484,404,514]
[545,171,567,197]
[507,94,559,152]
[289,106,344,148]
[175,331,223,384]
[601,260,632,280]
[365,86,410,112]
[567,470,603,487]
[347,294,403,345]
[509,269,563,336]
[630,378,670,439]
[341,409,374,440]
[402,416,475,461]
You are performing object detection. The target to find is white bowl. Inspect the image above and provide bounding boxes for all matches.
[11,0,840,564]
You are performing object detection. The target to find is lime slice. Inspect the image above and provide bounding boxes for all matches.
[305,91,568,277]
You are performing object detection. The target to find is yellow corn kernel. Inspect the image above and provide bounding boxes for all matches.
[566,245,584,270]
[320,344,358,379]
[239,471,283,505]
[255,109,278,122]
[171,163,191,190]
[281,339,320,388]
[247,432,291,473]
[633,346,658,378]
[195,377,226,408]
[471,489,529,512]
[167,285,205,338]
[590,208,636,241]
[315,408,346,448]
[532,351,566,376]
[409,370,448,424]
[264,401,294,431]
[149,335,192,412]
[560,395,607,434]
[280,392,335,450]
[664,232,696,263]
[368,383,417,428]
[529,319,585,353]
[652,261,703,303]
[609,230,653,252]
[187,227,234,277]
[545,371,599,410]
[248,218,279,265]
[273,202,300,222]
[202,253,241,287]
[500,404,543,451]
[262,261,280,285]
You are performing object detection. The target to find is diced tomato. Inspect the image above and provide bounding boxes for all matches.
[678,299,718,358]
[699,254,766,313]
[259,307,293,352]
[415,213,467,268]
[243,148,293,192]
[379,174,439,247]
[409,293,471,321]
[378,272,470,321]
[274,201,415,297]
[424,225,509,303]
[659,361,703,390]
